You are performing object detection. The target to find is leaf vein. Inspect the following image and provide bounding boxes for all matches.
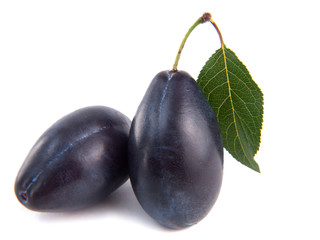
[202,68,226,91]
[198,51,223,85]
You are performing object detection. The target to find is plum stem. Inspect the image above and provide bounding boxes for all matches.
[172,12,224,72]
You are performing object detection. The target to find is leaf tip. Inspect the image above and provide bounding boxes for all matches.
[254,165,261,173]
[248,158,261,173]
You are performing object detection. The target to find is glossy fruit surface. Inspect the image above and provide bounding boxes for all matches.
[129,70,223,229]
[15,106,131,212]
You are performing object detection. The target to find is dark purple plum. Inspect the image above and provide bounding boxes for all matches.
[129,70,223,229]
[15,106,131,212]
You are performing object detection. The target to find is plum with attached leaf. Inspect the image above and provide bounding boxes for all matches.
[128,70,223,229]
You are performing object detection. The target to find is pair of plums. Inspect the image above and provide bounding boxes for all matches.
[15,70,223,229]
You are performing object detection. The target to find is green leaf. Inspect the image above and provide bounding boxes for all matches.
[197,46,264,172]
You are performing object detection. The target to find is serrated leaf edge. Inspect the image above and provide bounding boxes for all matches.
[222,46,259,172]
[198,45,262,172]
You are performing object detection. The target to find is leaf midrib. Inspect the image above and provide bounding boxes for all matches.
[222,46,258,171]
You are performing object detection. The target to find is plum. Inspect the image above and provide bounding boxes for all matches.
[15,106,131,212]
[128,70,223,229]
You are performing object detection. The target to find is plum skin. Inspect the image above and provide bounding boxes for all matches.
[128,70,224,229]
[15,106,131,212]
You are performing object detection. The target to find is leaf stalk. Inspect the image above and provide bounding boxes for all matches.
[209,19,224,47]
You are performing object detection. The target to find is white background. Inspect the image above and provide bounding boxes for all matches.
[1,0,319,239]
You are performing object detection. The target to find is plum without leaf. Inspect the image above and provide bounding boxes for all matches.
[15,106,131,212]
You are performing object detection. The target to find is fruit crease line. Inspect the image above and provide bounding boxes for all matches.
[158,72,173,121]
[24,125,111,193]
